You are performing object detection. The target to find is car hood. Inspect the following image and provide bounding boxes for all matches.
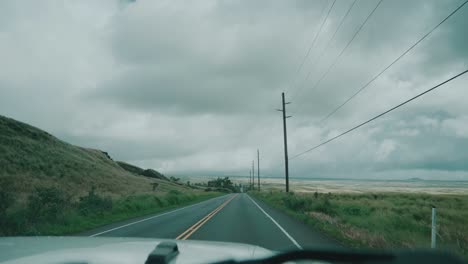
[0,237,274,264]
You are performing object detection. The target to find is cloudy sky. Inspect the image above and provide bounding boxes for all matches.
[1,0,467,180]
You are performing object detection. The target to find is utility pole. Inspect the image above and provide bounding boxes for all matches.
[252,160,255,190]
[277,92,291,193]
[257,149,260,191]
[249,169,252,190]
[431,207,437,248]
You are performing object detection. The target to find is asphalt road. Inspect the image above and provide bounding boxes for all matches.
[80,193,341,251]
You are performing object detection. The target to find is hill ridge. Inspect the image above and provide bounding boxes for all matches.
[0,115,175,198]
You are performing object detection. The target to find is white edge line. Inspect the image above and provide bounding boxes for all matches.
[246,194,303,250]
[89,194,230,237]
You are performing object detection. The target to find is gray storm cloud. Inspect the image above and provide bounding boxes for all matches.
[0,0,467,180]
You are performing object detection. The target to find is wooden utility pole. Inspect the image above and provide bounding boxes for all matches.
[257,149,260,191]
[249,169,252,190]
[277,92,291,192]
[252,160,255,190]
[431,207,437,248]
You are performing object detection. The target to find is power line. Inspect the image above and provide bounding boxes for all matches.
[290,69,468,160]
[287,1,328,85]
[295,0,337,77]
[319,0,468,124]
[292,0,384,115]
[246,1,334,155]
[244,0,329,146]
[290,0,358,101]
[322,0,358,56]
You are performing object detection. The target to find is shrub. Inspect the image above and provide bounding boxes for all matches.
[153,196,164,207]
[343,205,371,216]
[0,178,17,235]
[1,208,28,235]
[27,186,70,223]
[0,179,15,217]
[314,198,335,215]
[282,195,306,212]
[170,176,180,182]
[165,193,180,205]
[78,187,113,216]
[168,190,182,196]
[207,177,238,192]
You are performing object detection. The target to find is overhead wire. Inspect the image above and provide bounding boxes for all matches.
[245,0,331,158]
[289,0,358,101]
[249,0,334,135]
[291,0,384,116]
[294,0,337,78]
[289,69,468,160]
[318,0,468,124]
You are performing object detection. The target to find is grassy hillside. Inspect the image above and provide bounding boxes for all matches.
[0,115,222,236]
[0,115,189,198]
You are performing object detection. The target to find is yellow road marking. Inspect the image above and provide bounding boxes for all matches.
[176,194,238,240]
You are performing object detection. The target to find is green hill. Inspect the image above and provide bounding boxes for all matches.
[0,115,184,198]
[0,115,221,236]
[116,161,169,181]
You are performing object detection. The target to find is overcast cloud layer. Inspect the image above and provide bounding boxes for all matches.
[1,0,467,180]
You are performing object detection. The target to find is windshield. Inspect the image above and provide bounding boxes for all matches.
[0,0,467,263]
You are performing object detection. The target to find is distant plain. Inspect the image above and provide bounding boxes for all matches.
[179,175,468,194]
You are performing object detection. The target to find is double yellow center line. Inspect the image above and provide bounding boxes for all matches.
[176,194,238,240]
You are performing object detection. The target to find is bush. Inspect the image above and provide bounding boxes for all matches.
[170,176,180,182]
[207,177,239,192]
[0,179,14,217]
[78,187,112,216]
[1,208,28,235]
[282,195,306,212]
[165,193,180,205]
[168,190,182,196]
[0,178,17,235]
[27,186,70,223]
[153,196,164,207]
[314,198,334,215]
[343,205,371,216]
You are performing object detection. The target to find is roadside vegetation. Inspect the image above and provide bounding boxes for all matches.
[192,177,242,193]
[206,177,241,192]
[252,191,468,259]
[0,183,220,236]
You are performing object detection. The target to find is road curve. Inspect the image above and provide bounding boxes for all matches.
[79,193,340,251]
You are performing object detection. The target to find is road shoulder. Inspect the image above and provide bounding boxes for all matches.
[248,193,344,249]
